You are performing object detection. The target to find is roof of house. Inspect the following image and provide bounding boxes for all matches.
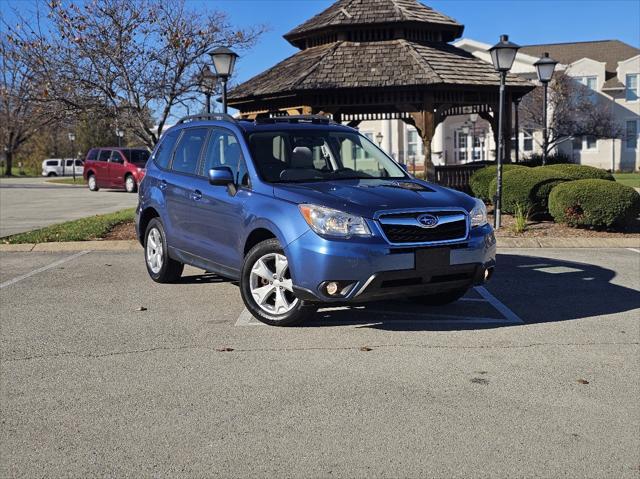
[228,39,530,102]
[519,40,639,73]
[284,0,463,45]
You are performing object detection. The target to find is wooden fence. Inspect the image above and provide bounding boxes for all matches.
[434,163,489,194]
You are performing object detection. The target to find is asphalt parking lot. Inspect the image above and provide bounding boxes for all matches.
[0,177,137,237]
[1,247,639,478]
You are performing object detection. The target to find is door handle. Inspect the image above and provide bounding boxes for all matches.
[159,180,168,190]
[191,189,202,201]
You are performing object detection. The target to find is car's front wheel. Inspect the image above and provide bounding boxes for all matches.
[409,288,468,306]
[240,239,316,326]
[88,174,99,191]
[125,174,137,193]
[144,218,184,283]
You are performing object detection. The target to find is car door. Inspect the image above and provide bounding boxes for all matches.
[164,127,208,253]
[108,150,127,188]
[95,149,111,186]
[188,127,248,272]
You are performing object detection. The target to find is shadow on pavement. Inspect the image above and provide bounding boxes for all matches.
[295,253,640,331]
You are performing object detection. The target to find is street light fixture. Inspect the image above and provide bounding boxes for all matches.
[489,34,520,230]
[376,132,384,147]
[116,128,124,148]
[534,52,558,165]
[199,66,218,114]
[209,47,239,114]
[67,132,76,179]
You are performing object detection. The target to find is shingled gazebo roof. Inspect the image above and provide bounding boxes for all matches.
[228,0,533,117]
[284,0,464,48]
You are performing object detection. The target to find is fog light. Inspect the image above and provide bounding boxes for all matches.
[326,281,339,296]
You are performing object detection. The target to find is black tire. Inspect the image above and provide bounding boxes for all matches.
[409,288,468,306]
[240,238,316,326]
[125,174,137,193]
[47,172,57,177]
[144,218,184,283]
[88,174,99,191]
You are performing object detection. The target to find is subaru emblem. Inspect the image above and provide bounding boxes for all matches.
[417,214,439,228]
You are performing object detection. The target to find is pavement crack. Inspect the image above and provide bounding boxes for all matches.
[3,341,639,362]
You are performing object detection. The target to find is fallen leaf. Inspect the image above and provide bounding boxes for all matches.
[359,346,372,352]
[135,306,148,312]
[471,377,489,385]
[577,379,589,384]
[216,347,234,352]
[105,264,112,267]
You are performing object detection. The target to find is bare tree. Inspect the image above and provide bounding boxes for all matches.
[519,72,623,157]
[0,26,67,176]
[7,0,264,150]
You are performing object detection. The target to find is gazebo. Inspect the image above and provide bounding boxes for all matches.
[228,0,534,179]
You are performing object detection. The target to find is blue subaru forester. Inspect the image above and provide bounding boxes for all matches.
[136,114,495,326]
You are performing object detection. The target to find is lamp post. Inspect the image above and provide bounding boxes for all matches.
[68,133,76,181]
[469,113,478,162]
[199,66,217,114]
[534,52,558,165]
[376,132,384,148]
[489,34,520,229]
[513,97,521,163]
[116,128,124,148]
[209,47,238,114]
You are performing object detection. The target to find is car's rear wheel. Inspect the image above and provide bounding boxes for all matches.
[240,239,316,326]
[47,172,57,177]
[125,174,137,193]
[144,218,183,283]
[409,288,468,306]
[88,174,99,191]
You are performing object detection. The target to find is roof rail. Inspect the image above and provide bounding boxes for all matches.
[177,113,237,125]
[255,115,335,125]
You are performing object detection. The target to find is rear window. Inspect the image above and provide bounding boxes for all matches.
[153,131,180,169]
[98,150,111,161]
[122,149,150,166]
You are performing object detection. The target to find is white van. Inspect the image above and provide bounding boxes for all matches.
[41,159,84,177]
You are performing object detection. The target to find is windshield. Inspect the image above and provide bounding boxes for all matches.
[122,149,150,166]
[247,130,406,183]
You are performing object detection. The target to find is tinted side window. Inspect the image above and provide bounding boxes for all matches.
[201,128,243,177]
[172,128,207,175]
[46,160,58,166]
[86,149,99,161]
[153,131,180,169]
[66,160,74,167]
[98,150,111,162]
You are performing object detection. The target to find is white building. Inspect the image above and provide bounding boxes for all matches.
[359,39,639,171]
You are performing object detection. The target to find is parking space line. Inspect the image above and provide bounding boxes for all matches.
[627,248,640,254]
[0,251,90,290]
[474,286,524,325]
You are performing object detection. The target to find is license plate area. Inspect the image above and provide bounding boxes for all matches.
[415,247,451,272]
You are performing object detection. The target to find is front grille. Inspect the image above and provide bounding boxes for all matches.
[378,211,468,245]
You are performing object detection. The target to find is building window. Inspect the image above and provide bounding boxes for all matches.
[576,76,598,103]
[626,120,638,149]
[572,136,582,150]
[585,135,597,150]
[523,130,533,152]
[626,74,639,102]
[407,129,421,157]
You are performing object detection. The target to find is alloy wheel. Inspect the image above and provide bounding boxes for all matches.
[146,227,164,274]
[249,253,298,315]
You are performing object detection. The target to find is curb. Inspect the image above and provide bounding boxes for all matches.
[1,237,638,252]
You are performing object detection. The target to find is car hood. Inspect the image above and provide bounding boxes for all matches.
[273,179,475,218]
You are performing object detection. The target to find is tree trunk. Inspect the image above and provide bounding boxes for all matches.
[4,150,13,177]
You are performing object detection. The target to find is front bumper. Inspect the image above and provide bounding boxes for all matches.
[286,224,496,303]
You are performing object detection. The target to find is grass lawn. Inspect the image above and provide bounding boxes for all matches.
[46,177,85,185]
[614,173,640,188]
[1,208,136,244]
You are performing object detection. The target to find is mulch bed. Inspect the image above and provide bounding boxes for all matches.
[99,216,640,242]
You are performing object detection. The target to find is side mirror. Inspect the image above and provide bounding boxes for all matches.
[208,166,234,186]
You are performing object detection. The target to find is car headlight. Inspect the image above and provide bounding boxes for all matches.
[299,204,371,237]
[470,199,488,228]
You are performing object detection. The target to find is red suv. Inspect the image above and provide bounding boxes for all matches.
[83,147,150,193]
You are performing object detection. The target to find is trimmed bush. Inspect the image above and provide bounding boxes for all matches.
[522,152,571,166]
[549,179,640,229]
[488,167,569,215]
[469,164,528,202]
[544,164,614,181]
